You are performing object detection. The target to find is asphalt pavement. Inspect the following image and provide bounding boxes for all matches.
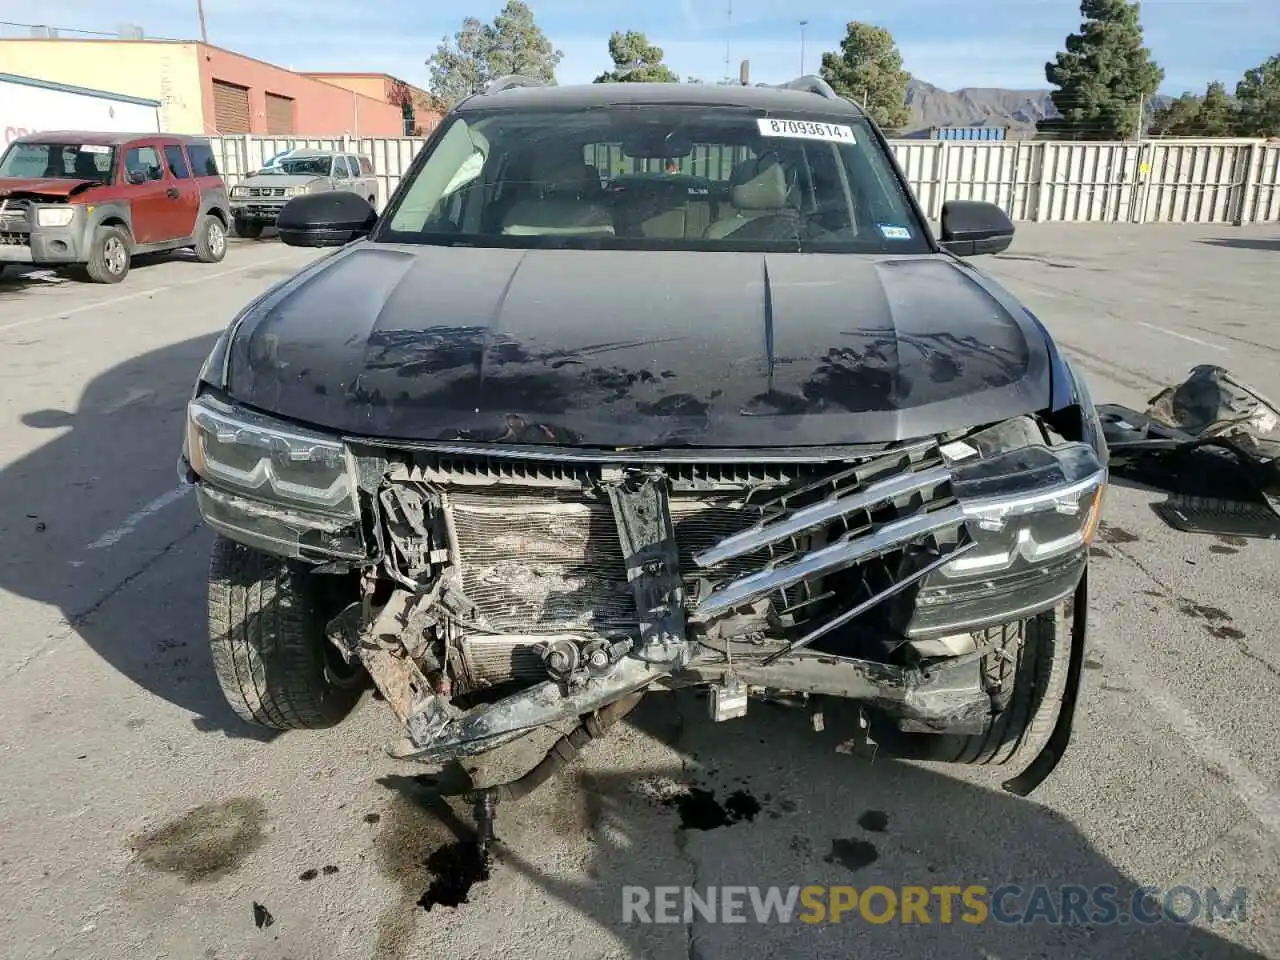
[0,226,1278,960]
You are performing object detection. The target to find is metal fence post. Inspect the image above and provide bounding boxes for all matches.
[934,141,950,219]
[1034,142,1051,222]
[1235,142,1263,226]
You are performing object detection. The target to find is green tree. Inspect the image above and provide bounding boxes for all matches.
[594,31,679,83]
[427,1,563,106]
[819,23,911,134]
[1149,82,1238,137]
[1235,54,1280,137]
[1037,0,1164,140]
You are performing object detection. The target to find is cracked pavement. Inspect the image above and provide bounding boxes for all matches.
[0,226,1278,959]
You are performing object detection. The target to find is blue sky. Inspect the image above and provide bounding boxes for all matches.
[8,0,1277,95]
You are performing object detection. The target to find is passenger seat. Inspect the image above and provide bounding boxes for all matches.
[500,149,614,237]
[703,156,798,239]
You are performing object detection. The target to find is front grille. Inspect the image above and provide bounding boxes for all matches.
[248,187,287,197]
[396,442,957,641]
[0,232,31,247]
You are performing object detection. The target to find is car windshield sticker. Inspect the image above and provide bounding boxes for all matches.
[756,118,856,143]
[80,144,112,154]
[878,224,912,240]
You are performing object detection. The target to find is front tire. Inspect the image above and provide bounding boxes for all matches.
[84,225,131,283]
[207,537,361,730]
[194,214,228,262]
[892,601,1073,768]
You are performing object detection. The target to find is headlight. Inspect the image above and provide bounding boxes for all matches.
[285,185,309,197]
[906,416,1106,636]
[185,394,359,519]
[941,424,1106,578]
[36,207,75,227]
[231,185,249,198]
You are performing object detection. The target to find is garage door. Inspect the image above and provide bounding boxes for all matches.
[212,80,250,133]
[265,93,295,135]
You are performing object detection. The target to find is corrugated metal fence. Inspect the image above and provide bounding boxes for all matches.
[209,134,1280,224]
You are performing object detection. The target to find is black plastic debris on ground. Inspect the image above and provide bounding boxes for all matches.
[663,787,761,831]
[252,902,274,929]
[418,841,491,911]
[1099,401,1280,540]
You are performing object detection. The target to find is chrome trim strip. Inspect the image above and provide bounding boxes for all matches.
[761,538,978,665]
[694,464,952,568]
[694,503,967,617]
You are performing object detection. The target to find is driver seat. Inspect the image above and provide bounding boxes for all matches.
[704,155,798,240]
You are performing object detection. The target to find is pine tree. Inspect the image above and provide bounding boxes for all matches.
[1037,0,1164,140]
[819,23,912,134]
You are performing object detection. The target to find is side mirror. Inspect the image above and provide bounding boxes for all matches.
[127,169,147,185]
[938,200,1014,257]
[276,191,377,248]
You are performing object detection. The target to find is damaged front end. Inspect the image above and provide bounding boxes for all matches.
[182,390,1107,792]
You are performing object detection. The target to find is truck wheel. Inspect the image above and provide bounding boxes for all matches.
[234,218,264,240]
[194,214,228,263]
[84,225,131,283]
[891,601,1073,767]
[208,536,363,730]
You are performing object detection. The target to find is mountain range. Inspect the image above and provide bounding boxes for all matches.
[903,78,1175,136]
[904,77,1059,135]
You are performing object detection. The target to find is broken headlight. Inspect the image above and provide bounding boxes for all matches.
[907,416,1106,636]
[185,393,359,519]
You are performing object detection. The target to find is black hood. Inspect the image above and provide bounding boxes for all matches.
[217,243,1052,447]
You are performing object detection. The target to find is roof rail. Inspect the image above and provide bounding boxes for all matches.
[774,75,840,100]
[485,75,546,95]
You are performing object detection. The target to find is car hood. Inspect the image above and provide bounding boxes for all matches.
[217,243,1053,447]
[239,174,322,189]
[0,177,99,199]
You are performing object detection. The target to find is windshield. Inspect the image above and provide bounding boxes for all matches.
[0,142,115,184]
[259,156,332,176]
[378,106,929,253]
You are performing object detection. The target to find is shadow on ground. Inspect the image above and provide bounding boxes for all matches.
[369,692,1267,960]
[0,333,275,740]
[1197,237,1280,252]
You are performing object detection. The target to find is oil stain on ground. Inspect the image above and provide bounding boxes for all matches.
[371,778,493,960]
[1098,522,1139,544]
[662,787,761,831]
[825,838,879,871]
[129,797,266,883]
[857,810,889,833]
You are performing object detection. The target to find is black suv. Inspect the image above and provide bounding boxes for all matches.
[179,75,1108,797]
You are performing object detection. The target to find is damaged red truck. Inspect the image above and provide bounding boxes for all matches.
[178,77,1109,807]
[0,131,230,283]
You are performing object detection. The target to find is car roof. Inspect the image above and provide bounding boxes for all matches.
[456,80,868,121]
[12,131,212,147]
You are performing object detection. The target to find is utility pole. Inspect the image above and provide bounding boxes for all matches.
[724,0,732,85]
[195,0,208,43]
[799,20,808,75]
[1134,92,1145,140]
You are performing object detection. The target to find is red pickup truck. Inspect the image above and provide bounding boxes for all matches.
[0,130,231,283]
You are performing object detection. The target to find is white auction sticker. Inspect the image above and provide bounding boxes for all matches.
[80,144,112,154]
[756,117,856,143]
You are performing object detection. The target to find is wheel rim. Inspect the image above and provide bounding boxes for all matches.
[103,236,126,275]
[208,220,226,257]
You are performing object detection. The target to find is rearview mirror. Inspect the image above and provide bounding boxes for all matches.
[938,200,1014,257]
[276,191,377,248]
